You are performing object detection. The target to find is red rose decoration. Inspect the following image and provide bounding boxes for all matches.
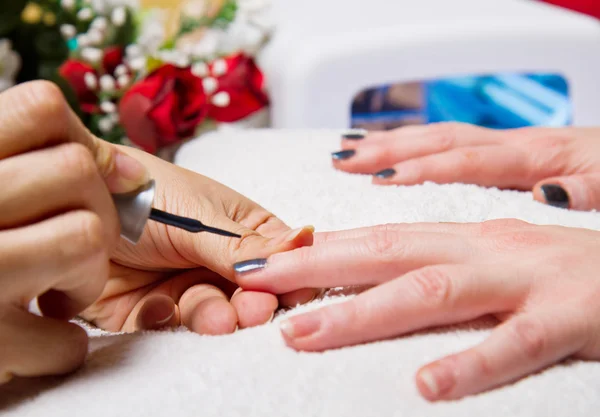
[59,46,125,113]
[118,65,208,154]
[59,60,99,113]
[206,54,269,123]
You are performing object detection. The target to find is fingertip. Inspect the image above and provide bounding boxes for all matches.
[188,297,238,335]
[135,294,178,331]
[534,182,570,209]
[230,290,278,328]
[278,288,318,307]
[415,368,441,402]
[415,360,457,402]
[267,225,315,250]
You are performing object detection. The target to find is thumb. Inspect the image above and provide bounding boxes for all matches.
[533,174,600,211]
[177,219,315,282]
[86,140,151,195]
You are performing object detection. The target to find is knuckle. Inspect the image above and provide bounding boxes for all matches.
[408,267,453,308]
[364,229,403,263]
[489,230,553,252]
[478,219,528,236]
[56,143,97,181]
[22,81,69,125]
[70,211,108,258]
[428,122,459,149]
[508,317,547,360]
[469,348,494,378]
[371,223,405,234]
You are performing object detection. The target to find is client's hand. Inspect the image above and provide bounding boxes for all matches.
[0,81,314,383]
[332,124,600,210]
[234,220,600,401]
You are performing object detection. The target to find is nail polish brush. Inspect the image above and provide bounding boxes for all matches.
[112,180,241,244]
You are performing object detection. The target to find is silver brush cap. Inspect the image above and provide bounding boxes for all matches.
[112,180,156,244]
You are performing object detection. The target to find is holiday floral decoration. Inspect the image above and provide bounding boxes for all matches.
[0,0,273,155]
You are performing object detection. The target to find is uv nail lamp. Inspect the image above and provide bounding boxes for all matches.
[257,0,600,130]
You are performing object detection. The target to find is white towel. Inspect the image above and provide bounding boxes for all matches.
[2,128,600,416]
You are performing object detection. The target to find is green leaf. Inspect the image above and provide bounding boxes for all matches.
[0,0,28,36]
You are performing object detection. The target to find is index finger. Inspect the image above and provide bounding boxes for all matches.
[0,81,102,160]
[0,81,148,193]
[234,230,474,293]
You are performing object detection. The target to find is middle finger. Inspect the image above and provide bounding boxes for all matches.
[0,143,119,241]
[235,230,476,293]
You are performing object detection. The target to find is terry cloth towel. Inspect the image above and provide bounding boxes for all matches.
[2,128,600,416]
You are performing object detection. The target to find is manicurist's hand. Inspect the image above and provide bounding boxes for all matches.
[234,220,600,401]
[0,81,149,383]
[332,123,600,210]
[86,144,316,335]
[0,81,314,384]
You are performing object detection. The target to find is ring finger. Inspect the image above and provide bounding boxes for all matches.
[334,123,505,174]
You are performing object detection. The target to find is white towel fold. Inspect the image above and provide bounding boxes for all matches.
[2,128,600,416]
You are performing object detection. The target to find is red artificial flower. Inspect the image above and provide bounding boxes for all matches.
[207,53,269,122]
[118,64,208,154]
[59,46,124,113]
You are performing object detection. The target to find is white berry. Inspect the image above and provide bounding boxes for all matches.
[81,47,103,64]
[87,29,104,45]
[77,8,93,21]
[84,72,97,90]
[117,75,131,88]
[114,64,128,77]
[111,7,127,27]
[99,75,115,92]
[61,0,75,10]
[125,44,142,58]
[77,34,90,48]
[128,57,146,72]
[211,92,231,107]
[91,17,108,31]
[100,101,117,114]
[202,77,218,94]
[212,59,227,77]
[191,62,209,78]
[98,117,114,133]
[59,24,76,39]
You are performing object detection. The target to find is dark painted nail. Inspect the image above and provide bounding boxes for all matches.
[541,184,570,209]
[331,150,355,160]
[374,168,396,179]
[233,259,267,275]
[342,132,365,140]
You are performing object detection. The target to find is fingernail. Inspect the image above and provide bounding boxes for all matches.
[417,362,455,399]
[233,258,267,275]
[267,311,275,323]
[342,131,366,140]
[541,184,570,209]
[331,150,355,160]
[280,313,321,339]
[374,168,396,179]
[285,225,315,242]
[114,151,151,191]
[139,300,175,329]
[267,225,315,247]
[154,309,175,326]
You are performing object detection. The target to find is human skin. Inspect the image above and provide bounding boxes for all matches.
[331,122,600,211]
[234,220,600,401]
[232,122,600,401]
[0,81,314,384]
